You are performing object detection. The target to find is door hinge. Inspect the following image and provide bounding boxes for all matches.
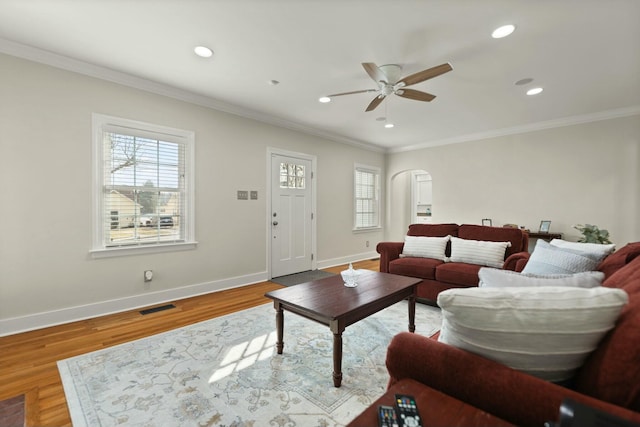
[311,213,314,220]
[311,253,314,260]
[311,171,314,179]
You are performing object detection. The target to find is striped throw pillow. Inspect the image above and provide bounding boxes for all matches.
[401,235,450,261]
[437,286,628,382]
[448,236,511,268]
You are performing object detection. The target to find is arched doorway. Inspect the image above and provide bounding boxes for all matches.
[387,169,433,241]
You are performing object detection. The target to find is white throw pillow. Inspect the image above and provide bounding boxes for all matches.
[478,267,604,289]
[550,239,615,258]
[522,239,602,275]
[448,237,511,268]
[400,235,450,261]
[437,286,628,382]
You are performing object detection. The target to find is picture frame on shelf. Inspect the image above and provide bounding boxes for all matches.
[482,218,492,226]
[539,220,551,233]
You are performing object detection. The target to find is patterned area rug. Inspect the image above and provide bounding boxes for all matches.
[270,270,336,287]
[58,301,441,427]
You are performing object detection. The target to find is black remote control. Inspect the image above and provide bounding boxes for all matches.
[378,405,400,427]
[394,394,423,427]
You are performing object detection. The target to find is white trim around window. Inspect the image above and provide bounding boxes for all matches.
[91,114,197,258]
[353,163,381,231]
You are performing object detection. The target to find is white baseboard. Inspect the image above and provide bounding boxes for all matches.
[1,255,381,337]
[0,271,268,337]
[317,251,379,270]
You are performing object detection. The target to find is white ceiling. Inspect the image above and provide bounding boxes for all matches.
[1,0,639,152]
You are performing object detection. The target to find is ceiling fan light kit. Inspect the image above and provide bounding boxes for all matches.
[324,61,453,112]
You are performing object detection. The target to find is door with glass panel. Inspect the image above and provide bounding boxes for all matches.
[270,154,313,278]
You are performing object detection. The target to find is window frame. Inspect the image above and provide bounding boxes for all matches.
[353,163,381,231]
[91,114,196,258]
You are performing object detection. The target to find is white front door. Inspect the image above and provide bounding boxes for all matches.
[270,153,313,277]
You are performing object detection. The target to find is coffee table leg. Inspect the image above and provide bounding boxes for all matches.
[274,303,284,354]
[330,320,343,387]
[408,294,416,333]
[333,332,343,387]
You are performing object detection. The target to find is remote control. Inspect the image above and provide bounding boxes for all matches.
[394,394,423,427]
[378,405,400,427]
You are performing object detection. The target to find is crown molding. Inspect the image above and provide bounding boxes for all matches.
[0,38,384,153]
[2,38,636,156]
[389,105,640,153]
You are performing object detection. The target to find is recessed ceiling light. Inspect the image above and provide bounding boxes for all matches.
[194,46,213,58]
[318,96,331,103]
[384,123,395,129]
[492,24,516,39]
[526,87,544,95]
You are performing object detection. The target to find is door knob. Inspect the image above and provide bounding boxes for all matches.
[272,221,278,226]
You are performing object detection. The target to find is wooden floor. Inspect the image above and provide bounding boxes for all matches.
[0,259,379,427]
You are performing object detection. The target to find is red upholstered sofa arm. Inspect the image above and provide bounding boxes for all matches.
[503,251,530,272]
[386,332,640,427]
[376,242,404,273]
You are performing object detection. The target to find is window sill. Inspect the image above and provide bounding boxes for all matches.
[352,226,382,233]
[90,241,198,259]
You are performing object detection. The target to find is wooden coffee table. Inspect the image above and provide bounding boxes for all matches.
[265,270,421,387]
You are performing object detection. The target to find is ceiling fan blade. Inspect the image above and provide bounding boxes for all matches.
[365,95,385,112]
[396,88,436,102]
[362,62,387,84]
[327,89,378,97]
[397,63,453,87]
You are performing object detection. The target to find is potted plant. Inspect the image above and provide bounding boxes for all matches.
[573,224,612,244]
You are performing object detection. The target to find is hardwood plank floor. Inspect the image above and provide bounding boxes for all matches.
[0,259,379,427]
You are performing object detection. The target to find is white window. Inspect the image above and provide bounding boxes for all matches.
[91,114,196,257]
[354,164,381,230]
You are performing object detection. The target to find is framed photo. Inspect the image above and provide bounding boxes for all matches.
[539,220,551,233]
[482,218,492,226]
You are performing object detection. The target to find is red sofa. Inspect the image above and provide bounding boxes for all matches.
[352,242,640,427]
[377,224,529,303]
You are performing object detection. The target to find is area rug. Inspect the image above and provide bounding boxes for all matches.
[270,269,336,287]
[58,301,441,427]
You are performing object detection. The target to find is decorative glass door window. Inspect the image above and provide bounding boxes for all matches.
[279,162,306,189]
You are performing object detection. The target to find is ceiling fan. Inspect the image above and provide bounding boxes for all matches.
[326,62,453,112]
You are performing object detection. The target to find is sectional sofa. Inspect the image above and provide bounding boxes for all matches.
[349,242,640,426]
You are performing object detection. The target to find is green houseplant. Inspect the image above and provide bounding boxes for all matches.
[573,224,612,244]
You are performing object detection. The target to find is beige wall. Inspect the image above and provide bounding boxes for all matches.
[0,54,384,333]
[385,115,640,245]
[1,51,638,335]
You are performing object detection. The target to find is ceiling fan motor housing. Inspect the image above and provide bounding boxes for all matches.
[378,64,402,83]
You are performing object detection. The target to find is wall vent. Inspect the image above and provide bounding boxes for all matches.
[140,304,176,315]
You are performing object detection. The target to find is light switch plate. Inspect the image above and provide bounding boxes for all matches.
[250,191,258,200]
[237,190,248,200]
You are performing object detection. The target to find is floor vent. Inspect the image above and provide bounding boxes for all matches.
[140,304,176,315]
